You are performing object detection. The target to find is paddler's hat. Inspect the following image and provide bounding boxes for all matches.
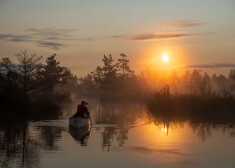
[81,101,88,105]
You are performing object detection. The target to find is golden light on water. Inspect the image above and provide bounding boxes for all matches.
[137,122,183,147]
[161,123,169,135]
[162,54,169,62]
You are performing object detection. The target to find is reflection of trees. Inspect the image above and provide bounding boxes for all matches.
[94,101,145,151]
[147,83,235,142]
[101,126,129,151]
[189,122,234,142]
[0,121,65,168]
[95,101,143,125]
[37,126,64,150]
[0,122,40,168]
[190,122,212,141]
[147,111,235,142]
[102,127,115,151]
[116,127,129,146]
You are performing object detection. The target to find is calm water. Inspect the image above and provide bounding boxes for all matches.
[1,103,235,168]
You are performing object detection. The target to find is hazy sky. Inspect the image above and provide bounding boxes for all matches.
[0,0,235,76]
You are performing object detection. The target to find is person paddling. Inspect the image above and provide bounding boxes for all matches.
[74,101,90,118]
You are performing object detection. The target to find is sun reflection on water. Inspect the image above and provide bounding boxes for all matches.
[161,123,169,135]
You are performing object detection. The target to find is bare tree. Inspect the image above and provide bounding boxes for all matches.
[16,50,42,96]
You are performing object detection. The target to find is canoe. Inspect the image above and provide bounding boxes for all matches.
[69,115,91,128]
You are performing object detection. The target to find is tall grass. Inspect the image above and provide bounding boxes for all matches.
[147,87,235,123]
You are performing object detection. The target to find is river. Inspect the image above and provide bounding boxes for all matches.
[0,102,235,168]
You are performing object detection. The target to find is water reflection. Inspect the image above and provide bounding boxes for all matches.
[160,122,169,135]
[0,122,40,168]
[36,125,65,150]
[89,101,146,151]
[0,102,235,168]
[146,97,235,142]
[69,125,90,146]
[189,121,234,141]
[101,127,114,151]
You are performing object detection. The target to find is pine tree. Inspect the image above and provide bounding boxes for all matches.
[117,53,134,78]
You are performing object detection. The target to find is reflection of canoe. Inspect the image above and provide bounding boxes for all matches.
[69,125,90,143]
[69,115,91,128]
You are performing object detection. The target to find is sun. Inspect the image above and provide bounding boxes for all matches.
[162,54,169,62]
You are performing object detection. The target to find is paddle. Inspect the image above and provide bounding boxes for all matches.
[90,117,93,127]
[89,113,93,127]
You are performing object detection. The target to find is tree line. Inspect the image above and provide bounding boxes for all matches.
[145,69,235,122]
[0,51,78,118]
[142,69,235,97]
[77,53,144,99]
[1,50,235,119]
[0,51,142,118]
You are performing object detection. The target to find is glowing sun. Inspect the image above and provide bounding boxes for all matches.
[162,54,169,62]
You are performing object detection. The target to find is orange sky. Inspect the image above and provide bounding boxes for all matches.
[0,0,235,76]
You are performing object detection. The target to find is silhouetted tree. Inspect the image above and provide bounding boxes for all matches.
[189,70,202,94]
[212,74,229,96]
[61,68,77,84]
[200,73,212,95]
[101,54,118,90]
[0,58,20,97]
[38,54,63,95]
[78,74,96,95]
[92,66,103,88]
[228,69,235,95]
[15,50,42,96]
[117,53,134,78]
[102,54,117,79]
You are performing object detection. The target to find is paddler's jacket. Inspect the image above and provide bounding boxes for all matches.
[74,104,90,118]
